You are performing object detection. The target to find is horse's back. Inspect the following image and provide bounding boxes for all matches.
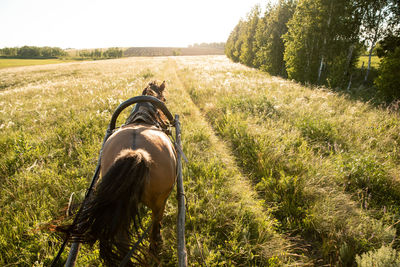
[101,124,177,209]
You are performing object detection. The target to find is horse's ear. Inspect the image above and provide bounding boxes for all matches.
[159,81,166,91]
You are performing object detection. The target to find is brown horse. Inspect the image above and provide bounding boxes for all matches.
[70,81,177,265]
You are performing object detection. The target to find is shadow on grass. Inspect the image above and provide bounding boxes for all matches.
[333,67,382,104]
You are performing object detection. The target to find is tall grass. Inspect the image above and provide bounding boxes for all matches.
[175,56,400,265]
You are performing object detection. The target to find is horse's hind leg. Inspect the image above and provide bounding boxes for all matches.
[149,204,165,253]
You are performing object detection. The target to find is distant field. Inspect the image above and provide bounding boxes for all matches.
[124,46,225,57]
[64,47,225,58]
[0,58,76,69]
[358,55,380,69]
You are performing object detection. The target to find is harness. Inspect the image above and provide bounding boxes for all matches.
[125,102,172,136]
[51,95,187,267]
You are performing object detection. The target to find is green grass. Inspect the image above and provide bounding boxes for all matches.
[0,58,76,69]
[358,55,381,69]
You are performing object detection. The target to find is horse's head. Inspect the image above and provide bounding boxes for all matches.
[125,81,169,127]
[142,81,166,102]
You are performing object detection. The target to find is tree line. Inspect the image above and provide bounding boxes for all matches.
[0,46,124,60]
[188,42,225,50]
[0,46,67,58]
[78,47,123,59]
[226,0,400,102]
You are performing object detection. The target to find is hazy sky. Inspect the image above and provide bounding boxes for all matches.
[0,0,270,49]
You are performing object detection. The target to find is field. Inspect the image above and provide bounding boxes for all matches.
[1,56,399,266]
[0,58,76,69]
[357,55,381,69]
[64,46,225,58]
[124,47,225,57]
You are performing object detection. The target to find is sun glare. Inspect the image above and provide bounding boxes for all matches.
[0,0,267,48]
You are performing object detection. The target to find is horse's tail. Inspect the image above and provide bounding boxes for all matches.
[72,149,152,265]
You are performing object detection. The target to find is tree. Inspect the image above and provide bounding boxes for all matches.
[17,46,41,58]
[254,0,296,76]
[374,33,400,101]
[225,22,241,62]
[41,46,52,57]
[93,49,102,58]
[103,47,123,58]
[283,0,361,87]
[0,47,18,57]
[230,20,249,63]
[79,50,91,58]
[51,47,67,57]
[192,42,225,49]
[359,0,395,82]
[239,6,260,67]
[375,47,400,102]
[283,0,324,83]
[253,7,271,69]
[376,34,400,57]
[226,20,246,62]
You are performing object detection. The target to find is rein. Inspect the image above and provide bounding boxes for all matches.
[119,224,152,267]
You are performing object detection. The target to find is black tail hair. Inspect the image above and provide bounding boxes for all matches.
[68,149,151,266]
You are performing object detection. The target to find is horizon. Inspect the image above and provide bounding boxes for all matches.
[0,0,270,49]
[64,43,226,50]
[0,43,225,50]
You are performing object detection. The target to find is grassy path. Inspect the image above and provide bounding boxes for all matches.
[156,59,309,265]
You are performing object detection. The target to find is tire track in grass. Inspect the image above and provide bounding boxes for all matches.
[173,56,397,266]
[155,58,311,266]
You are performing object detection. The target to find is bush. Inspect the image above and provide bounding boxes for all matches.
[375,47,400,102]
[356,245,400,267]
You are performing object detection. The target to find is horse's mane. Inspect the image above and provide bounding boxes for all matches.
[125,81,169,128]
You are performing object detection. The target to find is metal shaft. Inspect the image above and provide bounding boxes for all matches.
[65,243,80,267]
[175,114,187,267]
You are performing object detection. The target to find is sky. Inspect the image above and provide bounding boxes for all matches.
[0,0,270,49]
